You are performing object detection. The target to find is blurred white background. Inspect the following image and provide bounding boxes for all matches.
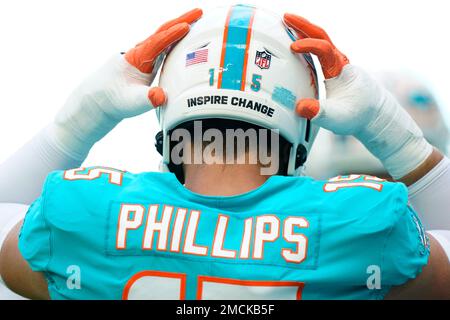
[0,0,449,172]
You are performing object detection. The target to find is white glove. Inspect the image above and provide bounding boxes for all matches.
[51,9,203,161]
[284,13,433,179]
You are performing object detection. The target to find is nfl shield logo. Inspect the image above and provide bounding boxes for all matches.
[255,50,271,69]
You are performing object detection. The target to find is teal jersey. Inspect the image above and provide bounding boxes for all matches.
[19,167,429,300]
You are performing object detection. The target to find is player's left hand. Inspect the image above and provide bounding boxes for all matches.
[284,13,433,179]
[51,9,203,160]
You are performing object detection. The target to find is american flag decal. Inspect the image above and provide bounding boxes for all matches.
[186,48,208,66]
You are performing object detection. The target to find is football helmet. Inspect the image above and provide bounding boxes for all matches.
[157,4,319,177]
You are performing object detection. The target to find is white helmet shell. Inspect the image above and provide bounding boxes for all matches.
[158,4,319,176]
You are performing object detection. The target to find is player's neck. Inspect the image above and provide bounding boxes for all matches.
[184,163,270,196]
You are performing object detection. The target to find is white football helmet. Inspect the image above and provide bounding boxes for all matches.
[157,4,319,177]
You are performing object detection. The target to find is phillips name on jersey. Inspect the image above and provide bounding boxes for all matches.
[18,167,429,300]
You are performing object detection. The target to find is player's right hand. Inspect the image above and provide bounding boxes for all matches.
[51,9,202,159]
[284,13,433,180]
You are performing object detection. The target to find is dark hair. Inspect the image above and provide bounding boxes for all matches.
[165,118,291,183]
